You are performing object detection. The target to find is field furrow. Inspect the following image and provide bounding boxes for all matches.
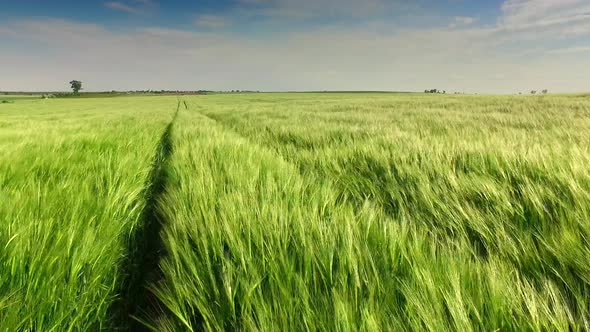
[109,100,181,330]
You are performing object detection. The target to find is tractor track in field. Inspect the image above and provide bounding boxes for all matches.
[109,101,181,331]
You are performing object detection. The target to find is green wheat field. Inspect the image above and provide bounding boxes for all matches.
[1,93,589,331]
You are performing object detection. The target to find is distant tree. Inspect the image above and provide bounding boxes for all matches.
[69,80,83,94]
[531,90,537,95]
[443,90,446,94]
[542,89,548,94]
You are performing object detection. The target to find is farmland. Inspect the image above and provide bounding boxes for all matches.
[1,93,590,331]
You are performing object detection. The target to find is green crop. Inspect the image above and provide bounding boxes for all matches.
[1,93,589,331]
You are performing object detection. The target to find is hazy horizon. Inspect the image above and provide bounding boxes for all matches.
[1,0,589,94]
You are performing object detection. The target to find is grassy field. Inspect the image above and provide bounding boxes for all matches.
[0,95,42,103]
[0,96,177,330]
[1,93,589,331]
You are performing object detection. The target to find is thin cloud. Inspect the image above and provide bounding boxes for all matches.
[104,0,156,15]
[499,0,590,31]
[449,16,477,28]
[195,15,230,29]
[235,0,404,19]
[546,45,590,54]
[105,2,142,14]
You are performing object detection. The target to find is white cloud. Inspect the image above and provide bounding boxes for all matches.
[545,45,590,54]
[195,15,230,29]
[105,2,142,14]
[104,0,156,15]
[449,16,477,28]
[235,0,413,19]
[499,0,590,33]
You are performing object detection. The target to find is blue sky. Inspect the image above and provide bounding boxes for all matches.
[1,0,589,92]
[0,0,504,35]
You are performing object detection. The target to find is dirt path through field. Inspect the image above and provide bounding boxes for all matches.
[109,100,181,331]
